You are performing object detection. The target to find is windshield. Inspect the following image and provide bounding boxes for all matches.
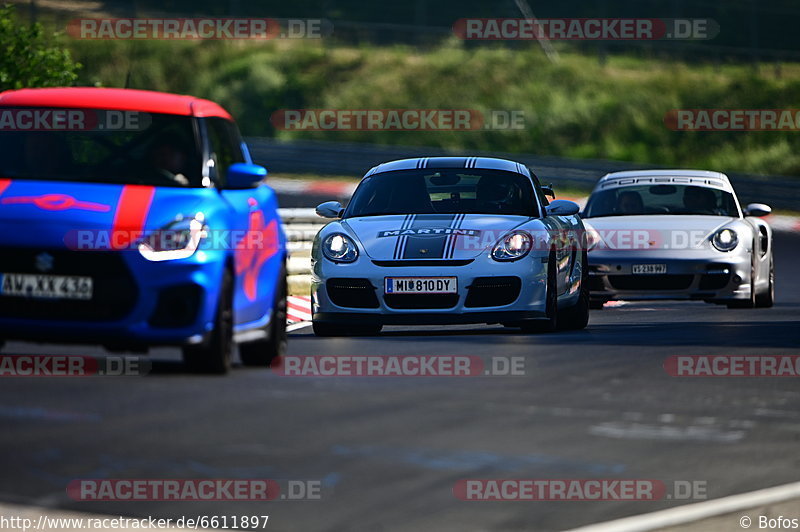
[583,184,740,218]
[0,110,202,187]
[344,169,540,218]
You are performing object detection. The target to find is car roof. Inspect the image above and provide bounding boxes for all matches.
[596,169,734,193]
[0,88,233,120]
[364,157,532,178]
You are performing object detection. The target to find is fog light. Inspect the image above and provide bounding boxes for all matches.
[732,275,742,284]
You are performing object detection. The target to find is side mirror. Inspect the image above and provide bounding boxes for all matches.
[744,203,772,217]
[316,201,344,219]
[542,184,556,199]
[226,163,267,189]
[546,200,580,217]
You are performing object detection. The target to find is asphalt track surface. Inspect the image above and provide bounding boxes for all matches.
[0,231,798,531]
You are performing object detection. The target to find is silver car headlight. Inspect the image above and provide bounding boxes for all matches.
[138,213,207,262]
[491,231,532,262]
[712,228,739,252]
[322,233,359,263]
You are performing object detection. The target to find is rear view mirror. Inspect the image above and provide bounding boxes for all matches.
[316,201,344,219]
[542,184,556,199]
[226,163,267,189]
[745,203,772,217]
[546,200,580,216]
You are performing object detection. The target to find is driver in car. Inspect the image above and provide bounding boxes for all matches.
[683,186,718,215]
[148,138,190,186]
[476,175,520,213]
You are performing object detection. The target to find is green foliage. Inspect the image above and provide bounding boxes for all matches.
[66,37,800,176]
[0,4,81,90]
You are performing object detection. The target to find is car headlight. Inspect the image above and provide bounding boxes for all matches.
[712,228,739,252]
[138,213,208,261]
[581,222,601,252]
[322,233,359,263]
[491,231,532,262]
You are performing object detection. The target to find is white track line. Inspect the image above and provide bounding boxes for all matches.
[566,480,800,532]
[287,321,312,332]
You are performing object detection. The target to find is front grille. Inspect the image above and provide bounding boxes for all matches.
[384,294,459,309]
[0,248,137,321]
[465,276,521,308]
[700,268,731,290]
[588,275,606,291]
[372,259,474,267]
[148,284,203,328]
[326,278,379,309]
[608,274,693,291]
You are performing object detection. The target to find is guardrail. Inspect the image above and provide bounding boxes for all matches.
[281,208,324,278]
[249,137,800,211]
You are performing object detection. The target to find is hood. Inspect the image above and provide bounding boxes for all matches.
[0,179,211,249]
[582,214,740,251]
[341,213,533,260]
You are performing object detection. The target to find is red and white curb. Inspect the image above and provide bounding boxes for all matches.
[287,296,312,331]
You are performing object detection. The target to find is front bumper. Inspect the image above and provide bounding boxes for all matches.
[587,250,751,302]
[0,247,225,347]
[312,253,550,326]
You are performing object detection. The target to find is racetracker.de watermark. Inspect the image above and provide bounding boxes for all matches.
[67,18,332,40]
[664,356,800,377]
[270,109,526,131]
[67,479,322,501]
[453,18,718,40]
[0,109,149,131]
[273,355,526,377]
[0,355,149,377]
[665,109,800,131]
[453,479,707,500]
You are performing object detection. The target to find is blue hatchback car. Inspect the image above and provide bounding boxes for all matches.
[0,88,287,373]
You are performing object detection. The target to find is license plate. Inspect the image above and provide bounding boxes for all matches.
[0,273,93,300]
[632,264,667,275]
[385,277,457,294]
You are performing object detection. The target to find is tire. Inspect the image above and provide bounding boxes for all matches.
[520,251,558,333]
[183,269,234,374]
[728,259,757,309]
[312,321,382,337]
[558,250,590,330]
[755,258,775,308]
[240,269,288,367]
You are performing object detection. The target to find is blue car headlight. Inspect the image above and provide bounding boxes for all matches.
[491,231,532,262]
[322,233,359,263]
[138,213,208,262]
[711,228,738,252]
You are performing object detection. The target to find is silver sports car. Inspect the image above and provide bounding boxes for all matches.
[310,157,589,336]
[582,169,774,309]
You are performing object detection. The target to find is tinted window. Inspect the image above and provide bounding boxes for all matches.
[345,169,540,217]
[0,110,201,187]
[205,118,245,186]
[584,184,740,218]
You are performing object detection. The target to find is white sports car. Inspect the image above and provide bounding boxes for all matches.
[582,169,774,309]
[310,157,589,336]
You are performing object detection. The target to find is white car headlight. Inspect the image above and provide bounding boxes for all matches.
[712,228,739,252]
[581,222,601,252]
[138,213,208,262]
[322,233,359,263]
[491,231,532,262]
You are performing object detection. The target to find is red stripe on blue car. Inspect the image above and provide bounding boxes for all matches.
[111,185,155,250]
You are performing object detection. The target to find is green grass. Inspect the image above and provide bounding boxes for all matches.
[61,37,800,177]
